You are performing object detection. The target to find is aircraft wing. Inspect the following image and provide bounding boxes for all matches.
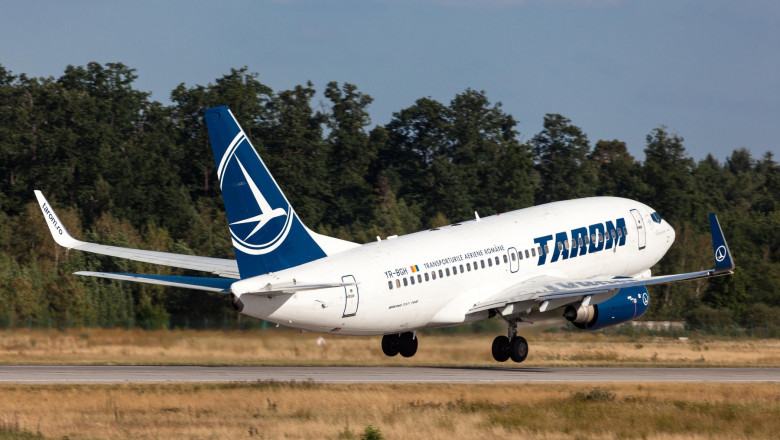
[35,191,240,279]
[469,213,735,314]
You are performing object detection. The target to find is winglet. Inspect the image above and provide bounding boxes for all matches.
[33,190,83,249]
[709,213,734,273]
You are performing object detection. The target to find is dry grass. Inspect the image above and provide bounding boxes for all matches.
[0,328,779,367]
[0,382,778,439]
[1,329,778,439]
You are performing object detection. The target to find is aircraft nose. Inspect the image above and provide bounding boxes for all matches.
[666,221,676,245]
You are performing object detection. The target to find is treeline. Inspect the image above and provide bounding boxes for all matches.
[0,62,778,330]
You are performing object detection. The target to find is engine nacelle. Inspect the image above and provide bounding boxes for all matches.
[231,294,244,312]
[563,286,649,330]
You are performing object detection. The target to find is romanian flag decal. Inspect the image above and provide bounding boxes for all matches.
[410,265,419,273]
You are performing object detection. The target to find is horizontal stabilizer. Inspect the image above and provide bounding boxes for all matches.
[237,281,358,297]
[75,272,235,292]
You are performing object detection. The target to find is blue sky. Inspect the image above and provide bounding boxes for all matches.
[2,0,778,161]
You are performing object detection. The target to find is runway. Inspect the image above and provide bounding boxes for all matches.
[1,366,778,384]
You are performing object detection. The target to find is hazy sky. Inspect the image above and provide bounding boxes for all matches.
[2,0,778,161]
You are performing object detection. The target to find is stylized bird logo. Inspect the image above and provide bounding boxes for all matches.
[715,245,727,262]
[229,157,287,241]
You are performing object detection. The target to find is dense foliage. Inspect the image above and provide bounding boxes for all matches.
[1,63,778,329]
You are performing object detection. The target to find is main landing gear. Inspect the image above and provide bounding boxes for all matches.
[491,316,528,363]
[381,332,418,357]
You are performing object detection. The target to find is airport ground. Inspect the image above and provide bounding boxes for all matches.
[0,327,778,367]
[1,328,779,439]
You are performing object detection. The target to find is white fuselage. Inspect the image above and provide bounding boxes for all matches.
[231,197,675,335]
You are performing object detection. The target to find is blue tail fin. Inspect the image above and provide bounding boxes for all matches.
[205,105,327,278]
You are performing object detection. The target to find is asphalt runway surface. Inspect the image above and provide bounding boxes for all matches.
[1,366,778,384]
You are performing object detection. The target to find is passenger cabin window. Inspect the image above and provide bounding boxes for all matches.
[481,260,486,269]
[494,256,500,265]
[388,281,393,290]
[611,230,616,240]
[473,261,479,270]
[460,264,464,273]
[519,251,524,260]
[544,245,549,254]
[431,272,437,280]
[578,237,583,247]
[467,264,472,272]
[396,279,401,288]
[488,258,493,267]
[503,255,508,263]
[403,278,408,286]
[438,269,443,278]
[524,249,530,259]
[617,229,622,238]
[532,248,536,257]
[417,274,422,283]
[558,242,564,251]
[511,253,516,261]
[410,276,415,285]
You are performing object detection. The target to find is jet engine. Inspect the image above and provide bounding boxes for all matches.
[563,286,649,330]
[231,294,244,312]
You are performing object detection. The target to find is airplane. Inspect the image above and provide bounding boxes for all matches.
[35,105,735,363]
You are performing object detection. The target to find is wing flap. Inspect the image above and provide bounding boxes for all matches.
[35,191,240,278]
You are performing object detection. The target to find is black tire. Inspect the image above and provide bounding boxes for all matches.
[509,336,528,363]
[491,335,510,362]
[399,332,418,358]
[381,334,400,356]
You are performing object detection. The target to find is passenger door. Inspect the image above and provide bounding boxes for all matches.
[630,209,646,250]
[342,275,359,317]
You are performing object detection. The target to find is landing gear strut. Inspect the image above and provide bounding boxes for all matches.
[381,332,418,358]
[491,314,528,363]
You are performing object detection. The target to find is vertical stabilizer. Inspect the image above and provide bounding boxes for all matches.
[205,106,328,278]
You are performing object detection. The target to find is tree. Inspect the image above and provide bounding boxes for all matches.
[324,82,376,226]
[445,89,534,216]
[532,114,596,204]
[260,82,331,227]
[381,97,452,213]
[642,126,696,223]
[170,67,273,201]
[383,90,533,223]
[589,139,647,199]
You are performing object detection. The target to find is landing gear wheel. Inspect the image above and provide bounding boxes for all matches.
[491,335,510,362]
[381,334,400,357]
[509,336,528,363]
[399,332,418,358]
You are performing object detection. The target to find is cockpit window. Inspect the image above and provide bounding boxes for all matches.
[650,212,662,224]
